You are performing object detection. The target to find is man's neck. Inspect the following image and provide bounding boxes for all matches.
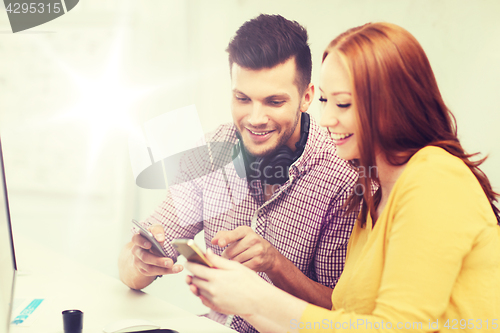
[284,112,306,152]
[263,183,280,202]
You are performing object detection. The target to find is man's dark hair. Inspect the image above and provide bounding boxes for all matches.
[226,14,312,94]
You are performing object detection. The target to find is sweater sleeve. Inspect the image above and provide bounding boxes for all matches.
[298,148,499,332]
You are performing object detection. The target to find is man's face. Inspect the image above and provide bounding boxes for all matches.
[231,57,313,158]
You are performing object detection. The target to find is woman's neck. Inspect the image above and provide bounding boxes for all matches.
[372,154,407,221]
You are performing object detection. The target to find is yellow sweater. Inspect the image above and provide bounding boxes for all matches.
[298,146,500,332]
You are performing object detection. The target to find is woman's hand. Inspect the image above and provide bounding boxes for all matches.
[185,248,269,317]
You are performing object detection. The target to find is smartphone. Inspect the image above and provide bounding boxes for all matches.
[132,219,167,257]
[171,239,214,267]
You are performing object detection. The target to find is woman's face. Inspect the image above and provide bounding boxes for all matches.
[319,52,361,161]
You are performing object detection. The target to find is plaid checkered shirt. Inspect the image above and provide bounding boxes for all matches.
[144,116,358,332]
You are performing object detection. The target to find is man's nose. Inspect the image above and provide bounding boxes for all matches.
[247,103,269,127]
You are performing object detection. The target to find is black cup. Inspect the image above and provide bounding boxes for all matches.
[62,309,83,333]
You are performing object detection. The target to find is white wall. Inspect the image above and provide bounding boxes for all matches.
[0,0,499,315]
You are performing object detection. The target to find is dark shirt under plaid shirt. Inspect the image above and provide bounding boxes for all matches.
[144,116,358,332]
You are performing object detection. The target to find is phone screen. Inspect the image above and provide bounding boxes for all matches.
[171,239,213,267]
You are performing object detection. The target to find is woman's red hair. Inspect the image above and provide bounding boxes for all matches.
[323,22,500,226]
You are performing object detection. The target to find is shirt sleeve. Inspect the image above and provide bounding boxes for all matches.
[314,187,357,288]
[146,181,204,262]
[141,145,213,261]
[299,151,499,332]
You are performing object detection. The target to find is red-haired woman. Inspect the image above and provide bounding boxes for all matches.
[186,23,500,332]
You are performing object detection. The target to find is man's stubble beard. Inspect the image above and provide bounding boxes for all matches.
[245,105,302,159]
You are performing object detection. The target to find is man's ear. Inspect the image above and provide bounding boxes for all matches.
[300,83,315,112]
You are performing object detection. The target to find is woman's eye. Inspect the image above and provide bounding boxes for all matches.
[337,103,351,108]
[319,97,327,103]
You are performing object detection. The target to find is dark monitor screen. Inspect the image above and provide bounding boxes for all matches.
[0,140,16,333]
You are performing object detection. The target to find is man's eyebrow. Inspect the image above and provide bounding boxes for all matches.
[232,89,248,96]
[265,94,290,100]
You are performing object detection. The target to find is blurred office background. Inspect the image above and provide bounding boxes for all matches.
[0,0,499,315]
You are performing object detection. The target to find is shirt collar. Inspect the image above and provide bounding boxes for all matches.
[288,115,325,179]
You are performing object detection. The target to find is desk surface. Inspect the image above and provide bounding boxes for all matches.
[10,236,235,333]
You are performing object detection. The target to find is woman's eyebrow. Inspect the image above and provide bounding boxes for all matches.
[318,87,351,96]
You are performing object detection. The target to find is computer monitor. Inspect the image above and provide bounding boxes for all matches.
[0,139,16,333]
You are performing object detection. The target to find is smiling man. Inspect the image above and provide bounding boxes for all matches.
[231,57,310,199]
[119,14,358,333]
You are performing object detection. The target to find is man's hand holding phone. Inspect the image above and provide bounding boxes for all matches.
[130,220,184,277]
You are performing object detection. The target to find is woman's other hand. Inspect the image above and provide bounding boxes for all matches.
[185,248,268,317]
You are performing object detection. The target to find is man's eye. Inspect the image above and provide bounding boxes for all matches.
[269,101,285,106]
[337,103,351,108]
[236,96,249,102]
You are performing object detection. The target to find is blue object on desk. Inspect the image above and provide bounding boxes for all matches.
[11,299,44,325]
